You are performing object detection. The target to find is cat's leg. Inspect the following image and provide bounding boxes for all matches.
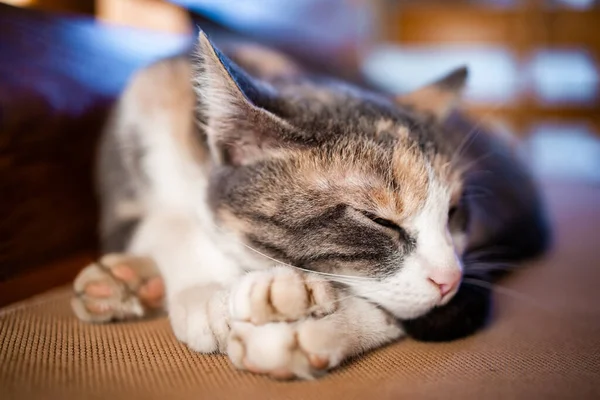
[71,254,165,323]
[71,211,235,354]
[126,211,241,353]
[227,267,404,379]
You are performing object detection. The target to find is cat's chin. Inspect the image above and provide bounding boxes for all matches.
[371,297,440,321]
[400,282,492,342]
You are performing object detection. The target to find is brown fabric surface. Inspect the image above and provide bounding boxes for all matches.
[2,182,600,400]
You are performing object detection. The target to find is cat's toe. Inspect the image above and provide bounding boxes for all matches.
[230,267,337,325]
[303,273,338,318]
[71,263,143,323]
[168,286,225,353]
[137,277,165,308]
[227,317,344,380]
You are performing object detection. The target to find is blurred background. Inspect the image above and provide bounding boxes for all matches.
[1,0,599,303]
[3,0,599,180]
[2,3,598,105]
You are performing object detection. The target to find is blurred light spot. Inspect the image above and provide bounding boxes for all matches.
[56,23,192,96]
[0,0,33,6]
[526,123,600,183]
[550,0,597,9]
[173,0,370,47]
[530,49,599,105]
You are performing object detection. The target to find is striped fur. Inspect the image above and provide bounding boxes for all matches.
[84,31,549,378]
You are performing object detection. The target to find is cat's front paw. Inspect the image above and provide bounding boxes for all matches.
[227,267,343,379]
[229,267,337,324]
[228,317,347,380]
[71,254,164,323]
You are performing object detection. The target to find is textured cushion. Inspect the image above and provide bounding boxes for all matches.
[2,183,600,399]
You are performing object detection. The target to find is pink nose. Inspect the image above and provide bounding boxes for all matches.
[428,269,461,297]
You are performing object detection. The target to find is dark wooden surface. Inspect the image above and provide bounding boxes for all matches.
[0,4,191,284]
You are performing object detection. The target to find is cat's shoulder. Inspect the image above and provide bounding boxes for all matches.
[122,55,195,111]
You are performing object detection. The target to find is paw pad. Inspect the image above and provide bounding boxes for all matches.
[71,254,164,323]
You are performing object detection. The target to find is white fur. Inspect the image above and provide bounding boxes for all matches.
[123,144,235,353]
[348,167,463,319]
[116,63,243,351]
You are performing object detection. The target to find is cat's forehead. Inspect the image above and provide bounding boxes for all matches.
[255,80,462,216]
[281,137,454,220]
[273,80,418,138]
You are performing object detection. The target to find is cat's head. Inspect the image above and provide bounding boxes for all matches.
[194,33,470,320]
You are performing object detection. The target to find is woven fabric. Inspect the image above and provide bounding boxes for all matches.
[2,183,600,400]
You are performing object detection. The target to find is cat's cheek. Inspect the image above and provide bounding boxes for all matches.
[347,267,441,320]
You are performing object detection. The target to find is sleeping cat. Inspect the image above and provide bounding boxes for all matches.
[71,32,550,379]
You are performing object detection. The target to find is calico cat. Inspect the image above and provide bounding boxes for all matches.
[71,32,550,379]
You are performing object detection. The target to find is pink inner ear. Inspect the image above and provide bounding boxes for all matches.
[194,32,291,167]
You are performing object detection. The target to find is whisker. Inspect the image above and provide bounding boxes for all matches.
[239,241,376,282]
[462,277,552,312]
[462,193,493,201]
[465,185,494,194]
[463,185,495,201]
[464,246,515,260]
[463,257,517,268]
[465,262,518,271]
[459,151,496,174]
[450,127,481,169]
[463,169,494,178]
[449,101,507,169]
[199,211,378,282]
[318,287,392,313]
[238,243,377,282]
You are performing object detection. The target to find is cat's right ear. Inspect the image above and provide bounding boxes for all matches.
[192,31,291,166]
[396,66,468,121]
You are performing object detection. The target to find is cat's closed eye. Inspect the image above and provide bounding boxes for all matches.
[359,210,409,241]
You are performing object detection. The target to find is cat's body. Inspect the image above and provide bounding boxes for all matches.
[71,33,549,379]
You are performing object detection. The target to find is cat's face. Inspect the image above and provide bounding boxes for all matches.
[212,139,467,319]
[195,33,469,320]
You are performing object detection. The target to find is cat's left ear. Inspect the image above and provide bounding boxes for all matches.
[192,31,292,166]
[396,66,468,121]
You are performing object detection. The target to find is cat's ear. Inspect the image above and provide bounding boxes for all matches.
[396,66,468,121]
[192,31,290,166]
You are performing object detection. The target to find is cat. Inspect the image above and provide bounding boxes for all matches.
[71,31,550,379]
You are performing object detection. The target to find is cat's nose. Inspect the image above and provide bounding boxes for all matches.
[428,269,461,298]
